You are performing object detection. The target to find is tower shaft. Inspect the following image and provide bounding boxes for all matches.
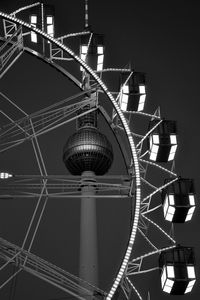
[79,171,98,299]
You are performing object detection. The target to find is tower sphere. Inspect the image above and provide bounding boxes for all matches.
[63,127,113,175]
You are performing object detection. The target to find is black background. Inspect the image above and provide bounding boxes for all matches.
[0,1,199,299]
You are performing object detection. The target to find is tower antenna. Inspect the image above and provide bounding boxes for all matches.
[84,0,89,29]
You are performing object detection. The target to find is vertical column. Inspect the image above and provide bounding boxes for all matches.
[79,171,98,299]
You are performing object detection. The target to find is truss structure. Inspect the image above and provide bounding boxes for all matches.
[0,3,182,300]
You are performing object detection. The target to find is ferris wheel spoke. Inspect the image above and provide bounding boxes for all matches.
[116,124,144,140]
[0,268,21,291]
[0,87,96,137]
[0,250,22,272]
[142,204,162,215]
[120,278,132,300]
[137,228,158,251]
[141,177,178,204]
[140,158,177,177]
[31,137,47,178]
[0,25,24,79]
[127,260,142,275]
[136,119,163,149]
[115,71,133,104]
[139,150,149,159]
[138,162,147,175]
[141,215,176,244]
[129,244,177,264]
[85,33,93,66]
[124,111,161,120]
[17,175,49,273]
[0,261,86,300]
[131,132,144,139]
[30,123,47,176]
[29,117,49,219]
[0,102,98,153]
[138,214,149,231]
[32,107,98,138]
[141,177,158,191]
[141,196,154,214]
[0,236,105,300]
[26,196,48,254]
[128,267,160,276]
[21,184,47,249]
[0,110,28,138]
[0,91,28,116]
[126,277,143,300]
[0,97,93,140]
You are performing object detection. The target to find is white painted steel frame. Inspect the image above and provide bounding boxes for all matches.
[118,103,179,298]
[0,11,141,300]
[0,236,105,300]
[0,98,98,153]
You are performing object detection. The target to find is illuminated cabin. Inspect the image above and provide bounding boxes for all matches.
[30,4,55,43]
[159,246,196,295]
[80,33,104,71]
[148,119,177,162]
[119,72,146,112]
[162,178,196,222]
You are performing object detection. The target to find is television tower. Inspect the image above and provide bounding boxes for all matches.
[63,83,113,298]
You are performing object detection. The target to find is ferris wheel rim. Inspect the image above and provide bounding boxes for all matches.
[0,10,142,299]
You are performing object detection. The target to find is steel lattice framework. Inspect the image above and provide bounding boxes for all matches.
[0,2,181,300]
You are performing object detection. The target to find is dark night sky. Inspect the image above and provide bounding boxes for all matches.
[0,0,199,299]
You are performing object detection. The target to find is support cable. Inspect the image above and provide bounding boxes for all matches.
[142,204,162,215]
[139,150,148,159]
[116,71,133,103]
[142,215,176,244]
[129,267,160,275]
[136,119,163,149]
[126,277,143,300]
[21,184,46,249]
[140,159,177,177]
[124,111,161,119]
[0,92,28,116]
[142,177,178,203]
[26,197,48,253]
[141,177,158,191]
[138,228,158,251]
[130,244,177,264]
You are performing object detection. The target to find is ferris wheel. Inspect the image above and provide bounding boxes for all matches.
[0,1,197,300]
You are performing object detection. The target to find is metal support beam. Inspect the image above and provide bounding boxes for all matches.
[0,97,97,153]
[0,237,105,300]
[0,26,23,79]
[0,174,131,199]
